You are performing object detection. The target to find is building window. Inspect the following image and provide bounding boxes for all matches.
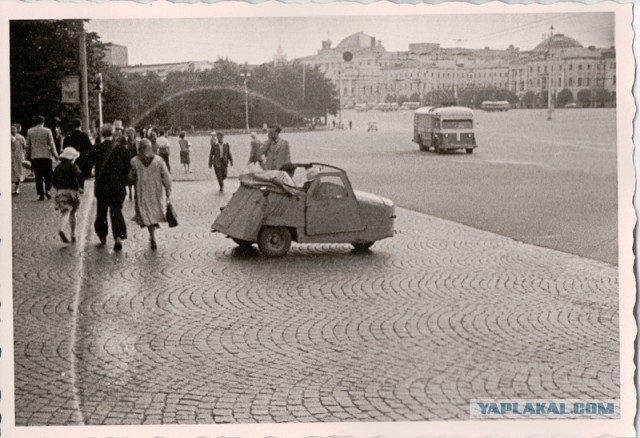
[587,64,591,70]
[569,64,573,71]
[611,62,616,69]
[586,78,590,86]
[577,78,582,86]
[559,65,562,71]
[578,64,582,70]
[569,77,573,86]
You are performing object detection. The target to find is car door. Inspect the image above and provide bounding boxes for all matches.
[305,173,364,235]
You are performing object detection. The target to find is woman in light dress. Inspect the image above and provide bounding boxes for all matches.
[129,138,172,249]
[11,124,26,195]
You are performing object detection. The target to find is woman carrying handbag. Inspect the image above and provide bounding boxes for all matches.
[129,138,172,250]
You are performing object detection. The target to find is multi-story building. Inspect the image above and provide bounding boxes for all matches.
[119,60,216,81]
[297,31,616,106]
[104,43,129,67]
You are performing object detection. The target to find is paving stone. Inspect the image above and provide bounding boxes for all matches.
[11,177,619,425]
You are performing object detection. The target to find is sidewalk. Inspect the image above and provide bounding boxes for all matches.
[11,176,619,425]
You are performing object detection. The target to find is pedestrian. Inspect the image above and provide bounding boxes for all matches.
[148,128,158,154]
[260,124,290,171]
[26,115,59,201]
[86,123,131,251]
[129,138,172,250]
[247,132,263,172]
[178,131,192,174]
[208,131,233,191]
[113,120,124,141]
[51,117,63,155]
[11,123,26,195]
[63,118,93,180]
[124,127,139,200]
[52,147,83,243]
[349,120,352,130]
[156,130,171,172]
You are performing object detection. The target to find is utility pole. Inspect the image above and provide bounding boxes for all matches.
[79,26,90,133]
[241,69,251,132]
[547,24,554,121]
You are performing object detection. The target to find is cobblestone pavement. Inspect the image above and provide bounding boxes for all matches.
[11,177,619,426]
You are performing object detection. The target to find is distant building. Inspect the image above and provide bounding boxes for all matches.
[297,31,616,106]
[120,60,216,81]
[104,43,128,67]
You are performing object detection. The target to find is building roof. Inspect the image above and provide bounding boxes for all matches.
[533,33,583,51]
[336,32,376,50]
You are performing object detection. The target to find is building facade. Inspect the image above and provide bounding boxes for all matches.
[297,32,616,106]
[104,43,129,67]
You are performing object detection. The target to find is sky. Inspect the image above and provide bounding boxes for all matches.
[86,12,615,66]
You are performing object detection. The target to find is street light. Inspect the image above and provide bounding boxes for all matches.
[547,25,555,121]
[240,70,251,133]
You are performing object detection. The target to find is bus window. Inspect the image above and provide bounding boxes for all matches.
[442,120,473,129]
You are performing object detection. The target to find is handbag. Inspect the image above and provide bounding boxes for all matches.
[166,200,179,227]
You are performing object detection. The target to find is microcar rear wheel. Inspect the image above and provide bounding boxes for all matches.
[352,242,374,251]
[258,227,292,257]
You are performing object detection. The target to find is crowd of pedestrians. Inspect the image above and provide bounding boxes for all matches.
[11,115,293,250]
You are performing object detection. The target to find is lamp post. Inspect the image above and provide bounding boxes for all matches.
[547,25,554,121]
[240,70,251,132]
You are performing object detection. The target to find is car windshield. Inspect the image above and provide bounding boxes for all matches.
[442,119,473,129]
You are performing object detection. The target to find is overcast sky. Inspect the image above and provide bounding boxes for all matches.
[86,12,614,66]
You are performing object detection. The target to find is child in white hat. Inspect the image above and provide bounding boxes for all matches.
[52,147,83,243]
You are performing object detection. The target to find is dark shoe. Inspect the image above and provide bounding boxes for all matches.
[150,240,157,250]
[38,195,45,201]
[113,241,122,251]
[71,236,77,243]
[45,192,52,200]
[98,236,107,245]
[59,231,70,243]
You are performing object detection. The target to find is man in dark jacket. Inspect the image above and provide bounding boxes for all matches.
[208,131,233,191]
[63,118,93,180]
[86,123,131,251]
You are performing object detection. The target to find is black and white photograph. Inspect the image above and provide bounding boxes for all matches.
[0,1,635,437]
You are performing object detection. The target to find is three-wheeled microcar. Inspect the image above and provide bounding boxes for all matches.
[211,163,395,257]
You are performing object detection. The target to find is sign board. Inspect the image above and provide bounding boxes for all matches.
[61,75,80,103]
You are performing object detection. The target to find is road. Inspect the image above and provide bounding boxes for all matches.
[10,111,620,426]
[177,107,618,264]
[11,178,618,426]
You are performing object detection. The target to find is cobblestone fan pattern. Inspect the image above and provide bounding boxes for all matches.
[12,179,619,426]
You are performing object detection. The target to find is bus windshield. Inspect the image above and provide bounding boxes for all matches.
[442,119,473,129]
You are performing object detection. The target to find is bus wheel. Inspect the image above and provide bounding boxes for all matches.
[466,148,474,154]
[432,138,439,153]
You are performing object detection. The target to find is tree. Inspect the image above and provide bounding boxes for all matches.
[10,19,107,132]
[556,88,574,107]
[577,87,612,108]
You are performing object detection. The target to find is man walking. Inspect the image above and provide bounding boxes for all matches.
[26,115,59,200]
[208,131,233,191]
[63,118,93,180]
[261,124,290,171]
[86,123,131,251]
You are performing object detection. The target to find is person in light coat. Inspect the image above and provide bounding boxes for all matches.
[129,138,172,250]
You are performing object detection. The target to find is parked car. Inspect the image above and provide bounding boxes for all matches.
[211,164,396,257]
[367,121,379,132]
[564,102,578,108]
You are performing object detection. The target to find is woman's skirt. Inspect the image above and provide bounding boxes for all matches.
[54,189,80,213]
[180,150,190,164]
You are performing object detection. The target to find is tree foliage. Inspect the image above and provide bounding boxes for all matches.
[10,19,106,132]
[126,60,338,130]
